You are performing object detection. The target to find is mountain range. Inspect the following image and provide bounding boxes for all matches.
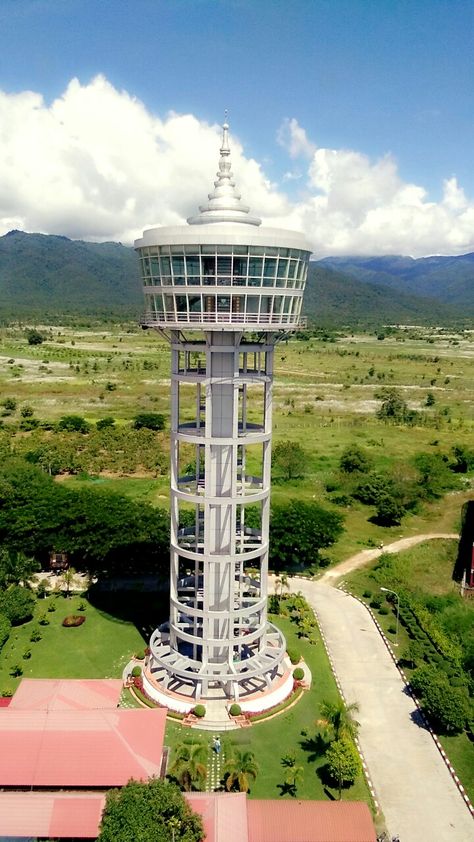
[0,230,471,325]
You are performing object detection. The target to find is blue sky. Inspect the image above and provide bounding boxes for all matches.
[0,0,472,255]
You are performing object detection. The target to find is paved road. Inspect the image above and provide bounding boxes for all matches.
[287,549,473,842]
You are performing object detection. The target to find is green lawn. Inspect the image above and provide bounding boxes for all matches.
[0,593,146,695]
[165,613,375,807]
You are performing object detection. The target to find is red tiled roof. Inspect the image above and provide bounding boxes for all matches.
[10,678,123,710]
[247,801,376,842]
[187,791,249,842]
[0,792,106,838]
[0,708,166,787]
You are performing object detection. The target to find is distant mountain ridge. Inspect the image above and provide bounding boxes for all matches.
[318,253,474,310]
[0,230,467,324]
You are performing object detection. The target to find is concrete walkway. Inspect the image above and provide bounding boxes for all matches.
[290,569,473,842]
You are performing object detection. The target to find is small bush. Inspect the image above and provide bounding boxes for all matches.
[62,615,86,627]
[23,648,31,660]
[10,663,23,677]
[30,627,41,642]
[293,667,304,681]
[135,650,145,660]
[362,590,372,599]
[388,624,397,635]
[193,704,206,718]
[229,703,242,716]
[370,598,382,610]
[78,602,86,611]
[47,601,56,613]
[131,665,142,678]
[287,647,301,665]
[378,606,389,615]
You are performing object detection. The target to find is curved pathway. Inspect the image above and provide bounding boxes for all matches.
[285,534,473,842]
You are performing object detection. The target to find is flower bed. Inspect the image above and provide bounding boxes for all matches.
[62,615,86,627]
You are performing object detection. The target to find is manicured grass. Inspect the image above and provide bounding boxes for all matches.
[165,612,374,806]
[0,593,145,695]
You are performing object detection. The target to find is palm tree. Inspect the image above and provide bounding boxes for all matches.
[283,756,304,795]
[319,699,360,741]
[61,566,76,598]
[169,741,207,792]
[224,749,259,792]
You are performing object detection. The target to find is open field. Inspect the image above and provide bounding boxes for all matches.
[1,322,473,563]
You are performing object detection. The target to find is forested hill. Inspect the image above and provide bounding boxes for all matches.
[0,230,465,325]
[318,253,474,311]
[0,230,142,316]
[304,264,462,326]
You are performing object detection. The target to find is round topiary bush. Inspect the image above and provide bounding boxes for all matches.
[62,615,86,627]
[131,665,142,678]
[287,646,301,665]
[229,703,241,717]
[362,590,372,599]
[135,650,145,660]
[378,606,389,615]
[370,598,382,610]
[193,704,206,718]
[293,667,304,681]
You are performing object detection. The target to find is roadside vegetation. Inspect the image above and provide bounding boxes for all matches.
[343,538,474,803]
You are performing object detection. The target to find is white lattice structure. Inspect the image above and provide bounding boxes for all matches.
[135,123,311,703]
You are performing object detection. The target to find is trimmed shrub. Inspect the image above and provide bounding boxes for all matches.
[131,665,142,678]
[135,650,145,660]
[421,681,471,734]
[23,648,31,660]
[388,625,397,635]
[369,598,382,610]
[287,647,301,665]
[10,663,23,677]
[362,590,372,599]
[30,627,41,642]
[293,667,304,681]
[193,704,206,718]
[38,614,50,626]
[378,606,389,615]
[62,615,86,627]
[229,703,242,717]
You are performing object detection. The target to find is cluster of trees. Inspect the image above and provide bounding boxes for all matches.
[335,443,463,525]
[0,458,169,575]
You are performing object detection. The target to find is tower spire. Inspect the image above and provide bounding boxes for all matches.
[187,119,261,226]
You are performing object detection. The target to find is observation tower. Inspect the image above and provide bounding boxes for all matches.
[135,122,311,707]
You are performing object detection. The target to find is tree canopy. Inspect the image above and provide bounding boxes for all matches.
[98,777,203,842]
[272,441,307,480]
[269,501,343,570]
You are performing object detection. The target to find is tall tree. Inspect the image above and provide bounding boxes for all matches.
[272,441,307,481]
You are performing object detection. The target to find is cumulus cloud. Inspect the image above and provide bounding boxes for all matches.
[0,78,473,257]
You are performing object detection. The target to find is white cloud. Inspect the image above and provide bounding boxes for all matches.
[0,79,473,258]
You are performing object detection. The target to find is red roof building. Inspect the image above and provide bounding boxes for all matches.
[0,679,376,842]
